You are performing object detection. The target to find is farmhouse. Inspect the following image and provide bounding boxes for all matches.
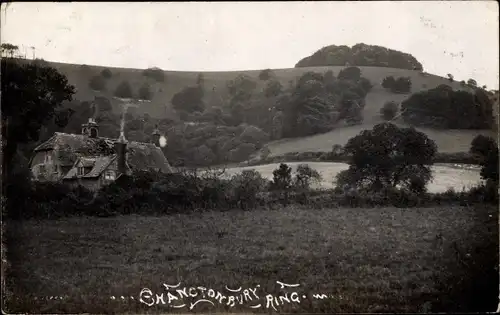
[29,116,172,191]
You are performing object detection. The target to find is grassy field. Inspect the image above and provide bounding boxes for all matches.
[4,205,498,313]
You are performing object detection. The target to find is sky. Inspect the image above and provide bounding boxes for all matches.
[1,1,499,89]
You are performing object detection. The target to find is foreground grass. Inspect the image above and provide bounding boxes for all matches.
[4,205,498,313]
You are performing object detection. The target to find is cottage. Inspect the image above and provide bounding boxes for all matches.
[29,117,172,191]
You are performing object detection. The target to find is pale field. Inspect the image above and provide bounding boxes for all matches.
[220,161,483,193]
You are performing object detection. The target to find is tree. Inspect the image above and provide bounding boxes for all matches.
[142,67,165,82]
[264,80,283,98]
[171,86,205,115]
[94,96,113,112]
[380,101,398,120]
[294,164,321,190]
[295,43,423,71]
[382,76,396,89]
[336,123,437,193]
[114,80,134,98]
[467,79,477,87]
[1,58,75,182]
[337,66,361,81]
[258,69,273,81]
[480,145,499,185]
[101,68,112,79]
[1,43,19,58]
[227,74,257,102]
[89,75,107,91]
[196,73,205,86]
[401,85,493,129]
[231,170,267,209]
[470,135,498,161]
[447,74,454,82]
[269,163,293,204]
[138,82,153,100]
[392,77,412,93]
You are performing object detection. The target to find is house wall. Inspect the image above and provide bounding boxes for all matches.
[30,150,62,181]
[66,177,103,191]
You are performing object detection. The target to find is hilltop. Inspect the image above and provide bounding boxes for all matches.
[295,43,424,70]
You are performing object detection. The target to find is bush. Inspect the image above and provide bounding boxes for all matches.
[138,82,153,100]
[293,164,321,190]
[101,68,112,79]
[380,101,398,120]
[114,80,134,98]
[337,66,361,81]
[88,75,107,91]
[231,170,268,209]
[269,163,293,204]
[142,67,165,82]
[382,76,411,93]
[258,69,273,81]
[382,76,396,89]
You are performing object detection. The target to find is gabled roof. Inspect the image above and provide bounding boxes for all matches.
[33,132,173,173]
[63,155,117,179]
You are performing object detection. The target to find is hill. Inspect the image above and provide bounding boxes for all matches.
[13,57,497,167]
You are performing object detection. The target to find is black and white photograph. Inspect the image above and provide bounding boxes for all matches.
[1,1,499,313]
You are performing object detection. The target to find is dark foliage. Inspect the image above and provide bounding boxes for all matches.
[138,82,153,101]
[337,123,437,193]
[401,85,494,129]
[142,67,165,82]
[258,69,274,81]
[88,75,106,91]
[171,85,205,115]
[1,58,75,185]
[114,80,134,98]
[100,68,112,79]
[295,43,423,70]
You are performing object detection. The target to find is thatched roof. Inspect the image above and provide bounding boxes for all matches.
[33,132,172,173]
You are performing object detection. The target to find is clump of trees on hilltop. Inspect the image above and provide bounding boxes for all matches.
[295,43,423,71]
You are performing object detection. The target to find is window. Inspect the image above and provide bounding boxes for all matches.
[45,152,52,163]
[78,167,84,176]
[104,170,116,180]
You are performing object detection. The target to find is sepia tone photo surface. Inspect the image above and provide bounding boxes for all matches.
[1,1,499,313]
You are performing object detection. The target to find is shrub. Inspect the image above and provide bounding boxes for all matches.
[138,82,153,100]
[337,66,361,81]
[258,69,273,81]
[269,163,293,204]
[392,77,412,93]
[88,75,107,91]
[143,67,165,82]
[101,68,112,79]
[114,80,134,98]
[293,164,322,190]
[382,76,396,89]
[380,101,399,120]
[231,170,268,209]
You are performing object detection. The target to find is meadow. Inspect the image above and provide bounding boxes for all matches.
[4,204,498,313]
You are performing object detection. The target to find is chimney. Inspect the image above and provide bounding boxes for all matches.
[81,117,99,138]
[151,125,161,147]
[115,131,128,176]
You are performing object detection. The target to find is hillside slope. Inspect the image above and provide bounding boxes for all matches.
[39,60,494,155]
